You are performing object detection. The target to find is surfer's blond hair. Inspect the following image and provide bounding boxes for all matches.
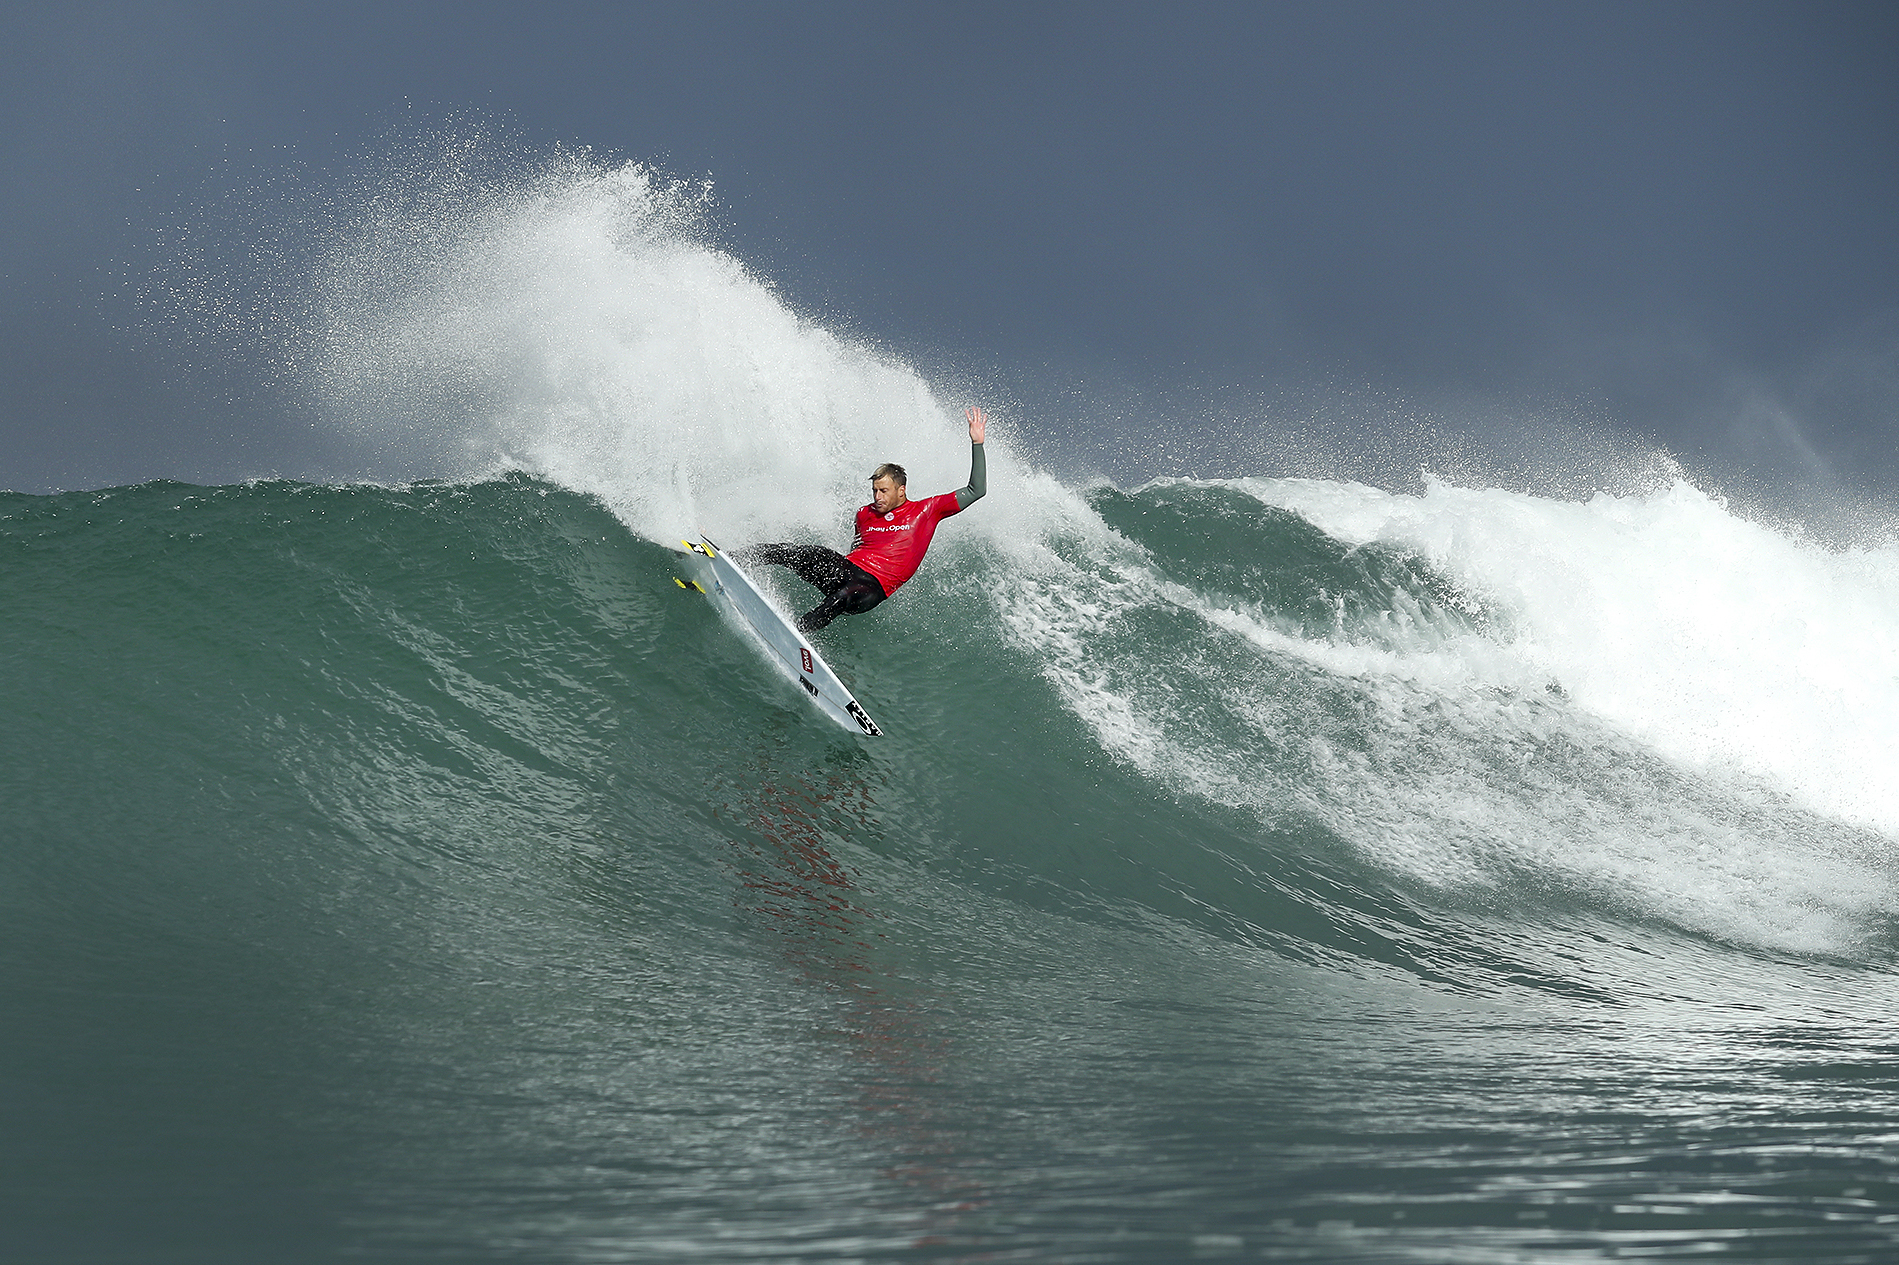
[871,463,907,487]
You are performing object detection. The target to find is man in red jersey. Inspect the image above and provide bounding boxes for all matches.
[742,406,988,632]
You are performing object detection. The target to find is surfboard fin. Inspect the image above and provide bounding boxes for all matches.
[673,576,706,594]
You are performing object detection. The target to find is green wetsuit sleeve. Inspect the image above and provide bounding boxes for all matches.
[954,442,986,512]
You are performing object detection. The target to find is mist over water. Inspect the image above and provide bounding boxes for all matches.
[304,153,1001,550]
[10,145,1899,1261]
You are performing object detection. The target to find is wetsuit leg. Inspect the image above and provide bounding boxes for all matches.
[743,543,853,591]
[797,572,886,631]
[742,544,887,631]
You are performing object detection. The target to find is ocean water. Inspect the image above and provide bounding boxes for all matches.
[7,157,1899,1263]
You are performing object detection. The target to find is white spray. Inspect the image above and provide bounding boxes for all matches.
[306,153,1000,548]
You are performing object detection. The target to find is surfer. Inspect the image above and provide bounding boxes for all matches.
[743,406,988,632]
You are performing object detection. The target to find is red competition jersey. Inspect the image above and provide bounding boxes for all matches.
[847,493,964,596]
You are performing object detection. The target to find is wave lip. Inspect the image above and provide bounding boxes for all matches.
[1245,475,1899,836]
[992,477,1899,958]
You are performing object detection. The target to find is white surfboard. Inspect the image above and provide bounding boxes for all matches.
[673,537,884,737]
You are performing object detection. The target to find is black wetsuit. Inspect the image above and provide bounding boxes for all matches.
[743,441,986,633]
[741,544,889,632]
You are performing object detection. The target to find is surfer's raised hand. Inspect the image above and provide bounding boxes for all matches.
[966,406,986,444]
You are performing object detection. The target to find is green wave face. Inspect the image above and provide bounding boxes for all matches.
[5,474,1898,1262]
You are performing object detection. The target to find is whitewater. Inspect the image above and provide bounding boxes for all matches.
[6,154,1899,1262]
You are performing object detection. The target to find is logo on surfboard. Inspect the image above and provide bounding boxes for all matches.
[800,647,814,674]
[846,700,883,736]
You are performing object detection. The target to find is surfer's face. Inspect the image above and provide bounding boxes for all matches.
[870,475,907,514]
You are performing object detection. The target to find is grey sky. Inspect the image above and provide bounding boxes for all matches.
[4,0,1895,494]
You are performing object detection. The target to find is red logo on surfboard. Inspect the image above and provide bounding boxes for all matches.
[800,648,814,674]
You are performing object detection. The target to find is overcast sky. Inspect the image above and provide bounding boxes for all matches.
[4,0,1895,495]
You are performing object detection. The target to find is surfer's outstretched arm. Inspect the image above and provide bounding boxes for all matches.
[955,407,988,511]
